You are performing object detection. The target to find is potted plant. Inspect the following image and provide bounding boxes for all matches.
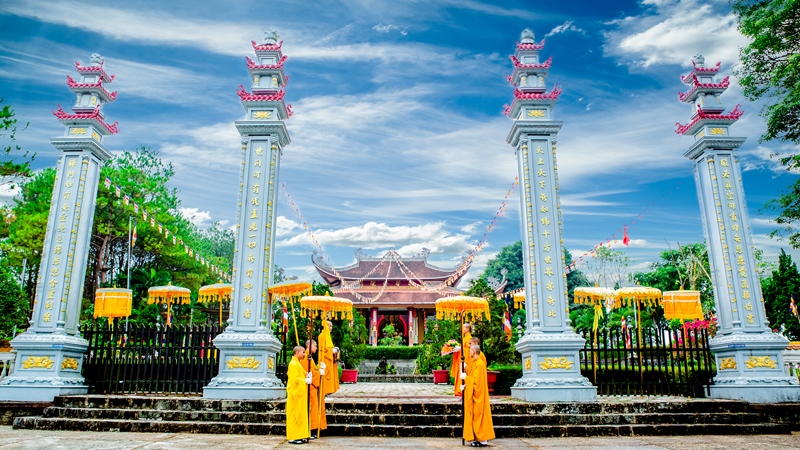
[337,308,368,383]
[486,370,500,394]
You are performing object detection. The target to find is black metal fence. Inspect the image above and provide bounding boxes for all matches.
[81,323,221,395]
[580,326,715,397]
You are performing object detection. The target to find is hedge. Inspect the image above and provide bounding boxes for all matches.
[489,364,522,395]
[363,346,421,360]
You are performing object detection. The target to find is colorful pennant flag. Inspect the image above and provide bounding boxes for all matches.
[104,177,112,189]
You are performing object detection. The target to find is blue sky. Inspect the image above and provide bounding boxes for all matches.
[1,0,798,287]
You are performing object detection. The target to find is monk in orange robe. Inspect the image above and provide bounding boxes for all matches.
[451,322,472,396]
[467,336,487,374]
[306,339,327,438]
[462,344,495,447]
[286,346,312,444]
[318,320,340,395]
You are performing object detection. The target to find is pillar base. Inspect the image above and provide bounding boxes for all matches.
[202,330,285,400]
[511,330,597,402]
[707,331,800,403]
[0,331,88,402]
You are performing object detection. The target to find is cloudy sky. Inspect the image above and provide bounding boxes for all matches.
[1,0,798,286]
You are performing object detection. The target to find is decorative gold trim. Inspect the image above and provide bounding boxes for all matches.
[524,357,532,371]
[21,356,54,370]
[61,357,79,370]
[268,357,275,370]
[539,356,573,370]
[226,356,261,370]
[744,355,777,369]
[70,128,87,135]
[719,357,737,370]
[527,110,546,118]
[91,131,101,141]
[710,127,726,135]
[253,111,271,119]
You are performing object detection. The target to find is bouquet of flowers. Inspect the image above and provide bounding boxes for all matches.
[441,339,461,356]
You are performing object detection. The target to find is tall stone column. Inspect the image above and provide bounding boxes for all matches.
[203,31,291,399]
[505,29,596,402]
[0,54,117,401]
[677,55,800,402]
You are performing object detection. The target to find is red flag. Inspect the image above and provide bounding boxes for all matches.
[131,219,137,247]
[623,225,630,246]
[791,295,798,318]
[283,305,289,332]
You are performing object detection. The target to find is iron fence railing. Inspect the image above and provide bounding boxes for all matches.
[580,326,715,397]
[81,323,221,395]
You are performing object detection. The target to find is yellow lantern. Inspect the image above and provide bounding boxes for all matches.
[148,283,191,325]
[662,290,703,321]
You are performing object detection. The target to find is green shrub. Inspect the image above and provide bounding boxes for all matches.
[363,346,421,360]
[489,364,522,395]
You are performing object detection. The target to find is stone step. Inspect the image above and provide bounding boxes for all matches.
[13,416,791,437]
[40,406,770,427]
[53,395,762,416]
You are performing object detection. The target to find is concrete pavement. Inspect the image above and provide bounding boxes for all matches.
[0,427,797,449]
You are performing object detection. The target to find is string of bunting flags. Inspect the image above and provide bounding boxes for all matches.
[565,180,683,273]
[102,177,232,281]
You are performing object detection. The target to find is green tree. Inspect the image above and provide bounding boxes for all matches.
[733,0,800,145]
[378,323,403,346]
[584,246,630,289]
[466,278,517,367]
[0,265,29,338]
[0,99,34,183]
[632,242,714,314]
[761,249,800,339]
[482,241,524,291]
[0,168,55,303]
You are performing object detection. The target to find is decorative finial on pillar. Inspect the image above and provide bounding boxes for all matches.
[520,28,535,43]
[263,29,279,45]
[692,54,705,68]
[90,53,103,66]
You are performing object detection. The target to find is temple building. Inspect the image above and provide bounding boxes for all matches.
[313,248,506,346]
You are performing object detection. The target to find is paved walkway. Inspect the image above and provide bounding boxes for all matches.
[0,427,797,449]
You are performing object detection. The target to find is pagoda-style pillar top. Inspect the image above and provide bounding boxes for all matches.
[503,29,561,121]
[520,28,535,43]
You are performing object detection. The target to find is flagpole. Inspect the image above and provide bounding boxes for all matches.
[126,215,132,328]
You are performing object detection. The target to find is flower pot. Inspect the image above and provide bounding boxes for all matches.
[341,368,359,384]
[432,369,450,384]
[0,340,11,353]
[487,370,499,394]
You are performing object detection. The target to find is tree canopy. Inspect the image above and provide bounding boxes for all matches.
[761,249,800,339]
[0,99,35,183]
[733,0,800,145]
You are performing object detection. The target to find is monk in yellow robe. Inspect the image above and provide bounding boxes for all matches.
[286,346,312,444]
[306,339,327,438]
[462,344,494,447]
[451,322,472,396]
[467,336,487,374]
[318,320,340,395]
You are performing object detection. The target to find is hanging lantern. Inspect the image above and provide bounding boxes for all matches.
[513,292,525,310]
[614,286,663,309]
[94,288,132,319]
[662,290,703,321]
[268,281,312,303]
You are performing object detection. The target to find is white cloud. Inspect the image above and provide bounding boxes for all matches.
[545,21,586,38]
[277,216,299,237]
[461,221,483,234]
[278,221,476,256]
[0,180,22,207]
[604,0,748,68]
[179,207,212,228]
[372,24,407,36]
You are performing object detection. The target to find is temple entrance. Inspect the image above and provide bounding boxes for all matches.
[377,314,406,345]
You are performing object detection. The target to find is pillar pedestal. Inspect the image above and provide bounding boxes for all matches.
[511,332,596,402]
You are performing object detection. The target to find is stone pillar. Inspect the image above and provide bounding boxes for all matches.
[505,29,596,402]
[407,307,414,346]
[371,307,378,347]
[677,55,800,402]
[0,54,117,401]
[204,31,291,399]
